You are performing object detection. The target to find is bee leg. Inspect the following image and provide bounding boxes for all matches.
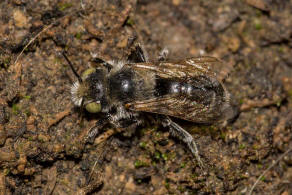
[162,116,204,168]
[109,117,143,137]
[91,57,113,72]
[127,43,149,63]
[157,48,169,61]
[85,116,109,144]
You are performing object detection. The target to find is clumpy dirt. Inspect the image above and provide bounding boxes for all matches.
[0,0,292,194]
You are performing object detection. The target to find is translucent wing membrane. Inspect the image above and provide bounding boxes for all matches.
[125,57,231,123]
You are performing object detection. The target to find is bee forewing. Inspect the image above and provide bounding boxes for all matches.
[125,57,233,124]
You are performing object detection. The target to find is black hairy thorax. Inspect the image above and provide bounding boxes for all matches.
[107,67,155,104]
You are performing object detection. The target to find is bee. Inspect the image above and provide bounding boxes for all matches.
[65,44,236,168]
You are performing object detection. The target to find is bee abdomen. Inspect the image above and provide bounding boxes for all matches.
[154,77,224,106]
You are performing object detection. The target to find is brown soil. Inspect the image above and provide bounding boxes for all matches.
[0,0,291,194]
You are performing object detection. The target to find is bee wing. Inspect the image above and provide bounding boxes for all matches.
[125,57,231,123]
[129,56,220,80]
[125,95,220,123]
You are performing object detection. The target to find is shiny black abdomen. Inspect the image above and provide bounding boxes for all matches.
[155,76,224,105]
[109,68,225,106]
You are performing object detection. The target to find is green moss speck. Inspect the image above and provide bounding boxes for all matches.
[220,132,226,140]
[168,152,176,160]
[288,89,292,101]
[154,151,161,160]
[1,57,11,69]
[164,179,170,189]
[54,57,62,65]
[126,18,135,26]
[28,137,34,141]
[257,164,263,169]
[255,22,262,30]
[12,104,20,115]
[23,95,31,100]
[58,3,72,11]
[134,160,148,168]
[155,132,161,138]
[275,100,280,107]
[252,144,259,150]
[75,32,82,39]
[239,143,246,150]
[3,168,10,175]
[178,185,185,192]
[24,110,31,117]
[278,46,285,53]
[191,173,198,179]
[137,179,142,184]
[139,141,147,149]
[162,153,168,161]
[180,162,186,168]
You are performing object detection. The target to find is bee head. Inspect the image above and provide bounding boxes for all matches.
[62,52,108,113]
[71,68,107,113]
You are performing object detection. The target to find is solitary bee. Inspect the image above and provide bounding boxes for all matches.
[66,45,236,167]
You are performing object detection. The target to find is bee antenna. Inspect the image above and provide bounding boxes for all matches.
[62,52,82,83]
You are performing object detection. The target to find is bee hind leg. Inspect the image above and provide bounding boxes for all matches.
[162,116,204,168]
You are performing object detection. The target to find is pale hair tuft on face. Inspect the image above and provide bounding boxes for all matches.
[71,81,83,106]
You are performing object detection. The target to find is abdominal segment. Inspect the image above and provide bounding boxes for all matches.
[154,75,225,106]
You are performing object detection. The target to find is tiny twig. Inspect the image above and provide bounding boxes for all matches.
[88,159,99,184]
[87,136,113,184]
[14,23,54,66]
[240,97,282,112]
[47,108,72,130]
[13,10,78,85]
[248,146,292,195]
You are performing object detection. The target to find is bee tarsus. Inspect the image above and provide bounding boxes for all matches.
[162,116,204,168]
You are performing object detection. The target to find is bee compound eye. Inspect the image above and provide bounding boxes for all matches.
[85,102,101,113]
[81,68,96,80]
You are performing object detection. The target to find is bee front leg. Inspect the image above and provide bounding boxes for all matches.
[162,116,204,168]
[85,116,109,144]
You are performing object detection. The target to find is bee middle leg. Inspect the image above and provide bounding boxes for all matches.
[86,111,143,143]
[161,116,204,168]
[85,116,110,143]
[109,116,144,137]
